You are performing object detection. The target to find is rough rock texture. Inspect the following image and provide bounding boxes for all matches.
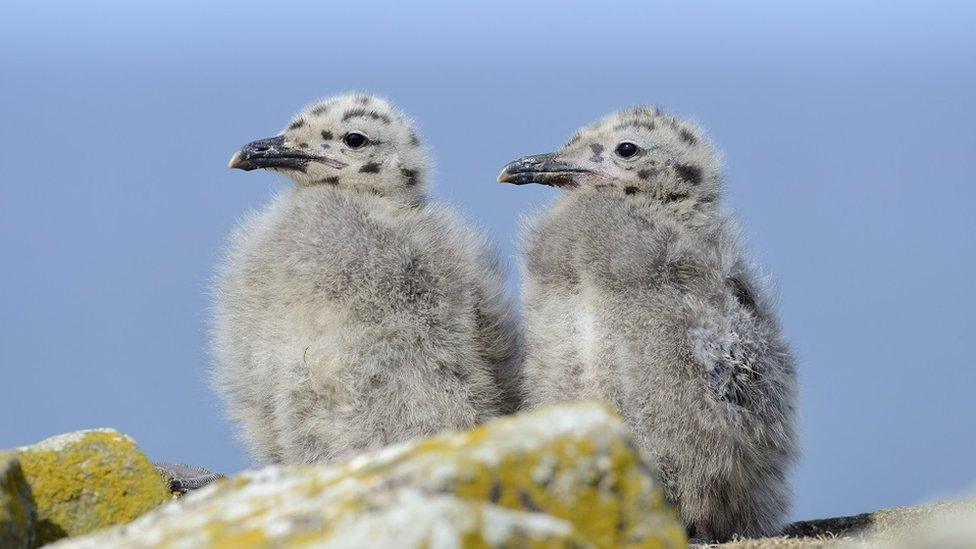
[53,402,687,548]
[16,429,171,546]
[706,498,976,549]
[0,451,35,548]
[709,537,846,548]
[880,498,976,549]
[7,408,974,548]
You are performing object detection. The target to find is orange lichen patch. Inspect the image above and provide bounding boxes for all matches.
[16,429,170,545]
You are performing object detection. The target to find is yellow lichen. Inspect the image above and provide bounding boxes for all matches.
[288,401,684,548]
[16,429,170,546]
[446,432,684,548]
[207,523,269,549]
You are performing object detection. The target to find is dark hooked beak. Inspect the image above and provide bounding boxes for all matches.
[497,152,589,187]
[228,135,347,172]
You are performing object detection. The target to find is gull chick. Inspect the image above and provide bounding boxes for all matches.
[214,93,521,465]
[500,106,798,542]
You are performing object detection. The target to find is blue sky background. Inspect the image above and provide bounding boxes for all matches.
[1,1,973,521]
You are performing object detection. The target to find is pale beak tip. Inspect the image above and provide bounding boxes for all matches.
[228,151,243,170]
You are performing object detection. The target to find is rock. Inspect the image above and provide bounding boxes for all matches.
[858,498,976,549]
[883,498,976,549]
[53,401,686,548]
[705,537,846,548]
[16,429,171,545]
[708,498,976,549]
[0,452,35,548]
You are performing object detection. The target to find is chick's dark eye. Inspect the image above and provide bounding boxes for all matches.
[615,142,640,158]
[343,132,368,148]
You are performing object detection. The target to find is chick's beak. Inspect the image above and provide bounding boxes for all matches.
[497,152,589,187]
[228,135,347,172]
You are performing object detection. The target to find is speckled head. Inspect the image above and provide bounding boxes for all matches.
[229,93,428,203]
[499,106,722,208]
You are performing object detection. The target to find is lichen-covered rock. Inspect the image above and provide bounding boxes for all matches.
[272,491,592,547]
[16,429,171,545]
[55,402,686,548]
[0,452,35,548]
